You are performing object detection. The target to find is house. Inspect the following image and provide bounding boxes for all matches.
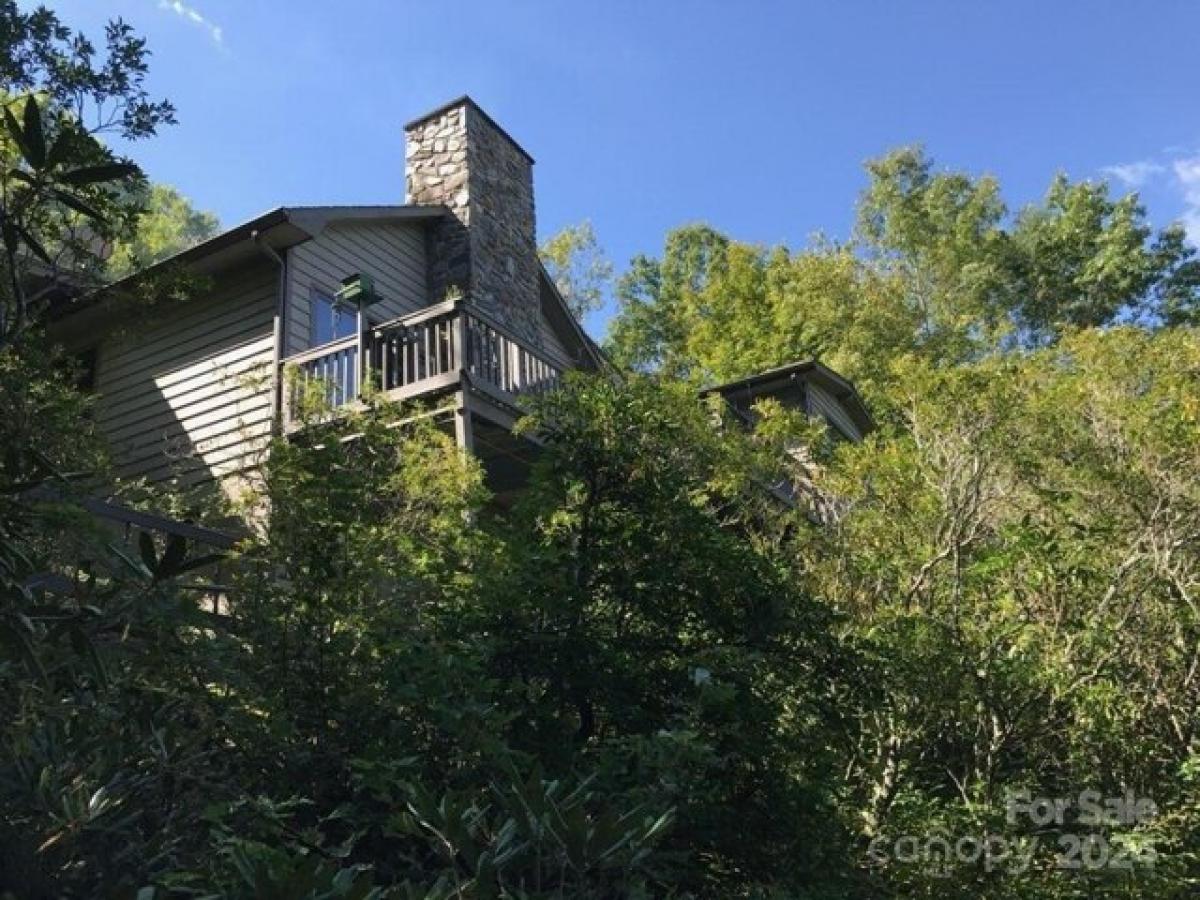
[48,97,870,514]
[704,361,873,444]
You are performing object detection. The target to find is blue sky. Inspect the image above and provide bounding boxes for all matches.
[40,1,1200,334]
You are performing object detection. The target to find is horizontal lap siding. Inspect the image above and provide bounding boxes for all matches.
[808,383,862,442]
[95,263,277,491]
[537,307,575,372]
[285,221,427,355]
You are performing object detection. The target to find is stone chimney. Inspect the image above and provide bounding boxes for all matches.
[404,96,540,345]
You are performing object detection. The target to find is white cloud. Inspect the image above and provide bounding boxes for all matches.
[1099,153,1200,245]
[1173,156,1200,245]
[157,0,224,48]
[1100,160,1165,187]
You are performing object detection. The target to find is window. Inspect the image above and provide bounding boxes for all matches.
[310,288,358,347]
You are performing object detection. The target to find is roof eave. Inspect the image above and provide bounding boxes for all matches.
[56,204,450,319]
[702,360,875,436]
[537,263,607,371]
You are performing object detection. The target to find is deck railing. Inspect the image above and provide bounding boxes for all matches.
[280,300,562,431]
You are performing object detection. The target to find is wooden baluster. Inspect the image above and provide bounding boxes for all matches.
[411,327,419,382]
[492,328,500,385]
[493,329,502,388]
[477,321,485,379]
[451,310,464,374]
[395,332,401,389]
[426,322,434,378]
[403,328,412,386]
[394,332,402,389]
[487,327,495,385]
[384,333,393,391]
[476,322,484,380]
[501,332,510,390]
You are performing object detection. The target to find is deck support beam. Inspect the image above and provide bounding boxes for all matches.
[454,389,474,452]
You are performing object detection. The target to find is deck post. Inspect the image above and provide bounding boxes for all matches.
[454,389,474,452]
[355,305,366,401]
[452,302,468,376]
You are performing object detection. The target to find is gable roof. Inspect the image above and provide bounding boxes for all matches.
[58,202,612,372]
[53,204,448,319]
[702,360,874,437]
[113,204,447,288]
[537,263,609,372]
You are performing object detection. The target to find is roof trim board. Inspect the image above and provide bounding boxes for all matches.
[702,360,874,436]
[55,205,448,319]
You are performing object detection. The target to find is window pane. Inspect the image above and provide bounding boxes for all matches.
[311,291,357,346]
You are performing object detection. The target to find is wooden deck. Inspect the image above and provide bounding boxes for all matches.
[279,299,562,486]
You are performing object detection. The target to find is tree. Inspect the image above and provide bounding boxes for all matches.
[790,327,1200,896]
[0,2,174,349]
[607,147,1198,391]
[477,374,855,893]
[605,223,729,376]
[105,183,219,278]
[539,220,614,318]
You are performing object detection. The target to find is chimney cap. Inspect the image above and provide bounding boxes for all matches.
[404,94,535,165]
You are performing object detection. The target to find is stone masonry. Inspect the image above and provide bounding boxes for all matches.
[404,98,541,347]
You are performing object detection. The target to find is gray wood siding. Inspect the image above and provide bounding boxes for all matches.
[538,306,575,371]
[284,221,427,355]
[95,262,277,492]
[808,383,863,442]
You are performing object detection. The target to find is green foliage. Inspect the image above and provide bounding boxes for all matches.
[395,766,674,898]
[606,147,1198,396]
[4,8,1200,896]
[105,183,220,279]
[8,327,1200,896]
[598,143,1200,899]
[486,376,853,890]
[0,2,175,349]
[538,220,614,318]
[758,327,1199,897]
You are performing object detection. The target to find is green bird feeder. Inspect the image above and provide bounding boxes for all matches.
[335,273,380,309]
